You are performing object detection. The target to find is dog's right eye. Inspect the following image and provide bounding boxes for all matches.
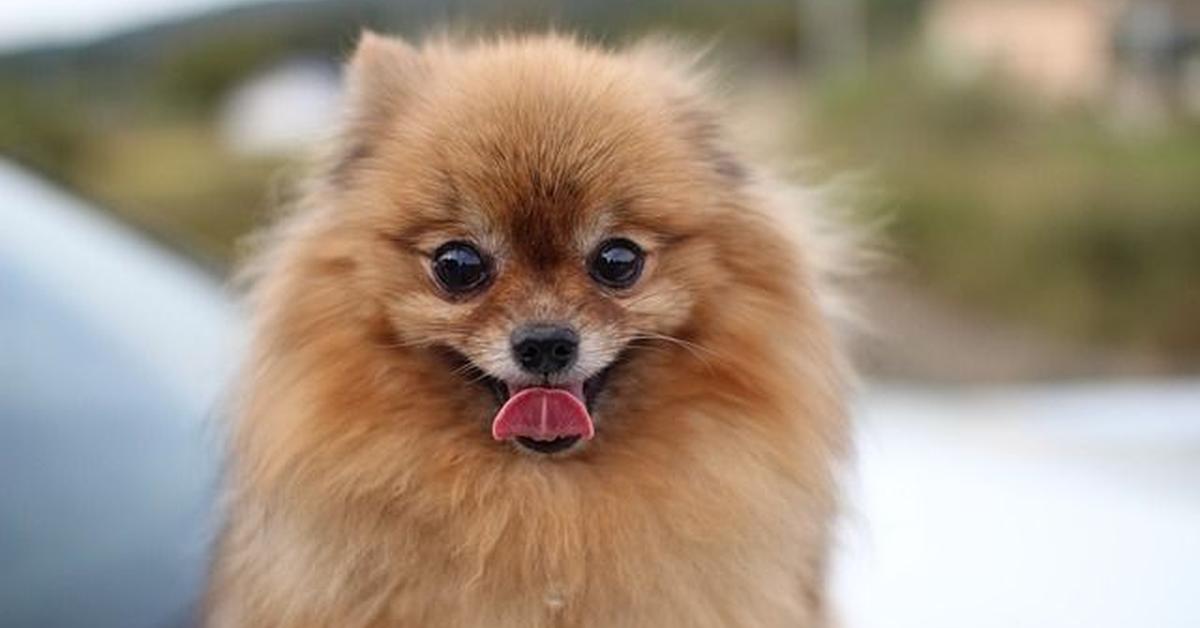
[432,242,490,294]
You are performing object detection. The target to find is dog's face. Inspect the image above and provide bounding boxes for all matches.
[328,36,764,457]
[388,190,690,455]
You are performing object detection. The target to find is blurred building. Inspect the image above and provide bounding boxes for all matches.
[925,0,1200,116]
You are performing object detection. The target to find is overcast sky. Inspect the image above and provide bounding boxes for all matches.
[2,0,280,52]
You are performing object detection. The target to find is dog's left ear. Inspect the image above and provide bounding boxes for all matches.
[331,31,424,183]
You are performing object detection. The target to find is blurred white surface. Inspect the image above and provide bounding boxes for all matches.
[0,160,240,408]
[218,58,342,157]
[837,382,1200,628]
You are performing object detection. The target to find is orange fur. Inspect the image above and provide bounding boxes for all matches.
[206,32,851,628]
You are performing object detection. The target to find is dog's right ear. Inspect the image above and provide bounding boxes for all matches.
[331,31,423,184]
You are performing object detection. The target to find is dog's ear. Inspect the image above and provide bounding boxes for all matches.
[346,31,421,118]
[628,39,746,184]
[331,31,423,184]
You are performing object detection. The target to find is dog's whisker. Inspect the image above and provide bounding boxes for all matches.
[627,332,720,373]
[629,331,717,358]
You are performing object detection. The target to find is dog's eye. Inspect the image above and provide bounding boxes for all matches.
[589,238,644,289]
[433,242,489,294]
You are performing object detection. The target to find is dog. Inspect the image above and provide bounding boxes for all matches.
[205,32,852,628]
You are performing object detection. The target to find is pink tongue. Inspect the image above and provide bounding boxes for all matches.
[492,385,594,442]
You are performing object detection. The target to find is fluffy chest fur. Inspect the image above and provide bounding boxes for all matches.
[213,414,834,628]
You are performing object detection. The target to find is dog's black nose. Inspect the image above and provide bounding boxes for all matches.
[512,324,578,375]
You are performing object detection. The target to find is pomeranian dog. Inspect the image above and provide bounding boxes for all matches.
[206,32,852,628]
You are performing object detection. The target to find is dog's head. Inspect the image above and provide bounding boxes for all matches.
[283,34,821,459]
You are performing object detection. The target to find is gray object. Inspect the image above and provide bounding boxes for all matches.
[0,161,238,628]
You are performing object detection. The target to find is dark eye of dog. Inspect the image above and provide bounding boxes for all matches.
[433,242,489,294]
[590,238,644,289]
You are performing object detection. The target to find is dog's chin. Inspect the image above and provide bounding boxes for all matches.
[440,348,621,456]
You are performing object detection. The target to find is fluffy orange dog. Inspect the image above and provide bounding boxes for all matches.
[206,32,851,628]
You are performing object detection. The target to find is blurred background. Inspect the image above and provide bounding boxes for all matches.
[4,0,1200,378]
[1,1,1197,628]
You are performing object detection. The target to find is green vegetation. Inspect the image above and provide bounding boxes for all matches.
[801,59,1200,365]
[0,81,282,266]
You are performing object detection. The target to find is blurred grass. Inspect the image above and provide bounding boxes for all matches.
[800,57,1200,365]
[74,124,283,264]
[0,89,280,265]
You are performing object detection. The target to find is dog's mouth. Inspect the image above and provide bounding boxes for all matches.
[449,357,613,455]
[485,367,615,455]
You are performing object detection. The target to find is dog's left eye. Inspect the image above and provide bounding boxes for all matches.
[589,238,644,289]
[433,242,490,294]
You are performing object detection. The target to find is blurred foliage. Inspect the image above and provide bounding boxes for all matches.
[75,125,285,264]
[0,83,96,178]
[803,57,1200,365]
[154,35,293,111]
